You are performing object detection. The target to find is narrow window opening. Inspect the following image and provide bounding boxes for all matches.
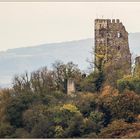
[118,46,120,50]
[117,32,121,38]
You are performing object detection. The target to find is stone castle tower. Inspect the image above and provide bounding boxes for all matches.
[67,79,75,95]
[134,56,140,76]
[95,19,131,86]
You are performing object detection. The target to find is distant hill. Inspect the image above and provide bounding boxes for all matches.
[0,33,140,87]
[129,33,140,55]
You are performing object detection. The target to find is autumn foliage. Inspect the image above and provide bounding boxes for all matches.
[0,61,140,138]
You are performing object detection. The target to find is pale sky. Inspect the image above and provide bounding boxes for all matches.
[0,2,140,51]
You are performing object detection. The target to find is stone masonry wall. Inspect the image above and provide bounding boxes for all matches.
[134,56,140,76]
[95,19,131,86]
[67,79,75,95]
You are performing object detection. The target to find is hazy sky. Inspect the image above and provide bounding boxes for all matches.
[0,2,140,51]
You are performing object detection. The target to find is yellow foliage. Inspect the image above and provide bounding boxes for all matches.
[123,75,133,81]
[96,54,105,59]
[54,125,64,137]
[60,104,79,113]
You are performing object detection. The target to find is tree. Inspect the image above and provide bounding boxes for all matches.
[0,89,14,122]
[99,91,140,123]
[52,61,82,93]
[99,120,140,138]
[93,44,131,88]
[63,113,84,138]
[89,111,104,133]
[117,75,140,94]
[6,93,37,127]
[93,52,106,92]
[23,104,50,132]
[31,118,55,138]
[0,122,14,138]
[12,72,31,94]
[30,67,56,94]
[75,93,98,117]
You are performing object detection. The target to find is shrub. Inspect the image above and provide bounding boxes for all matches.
[89,111,104,133]
[117,76,140,94]
[75,93,98,117]
[31,118,55,138]
[0,122,14,138]
[6,93,37,127]
[99,120,140,138]
[63,113,84,138]
[99,92,140,123]
[12,128,31,138]
[80,71,105,93]
[22,104,49,132]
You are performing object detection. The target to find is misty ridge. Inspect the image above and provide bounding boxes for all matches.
[0,32,140,88]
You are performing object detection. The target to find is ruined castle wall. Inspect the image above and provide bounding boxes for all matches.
[67,79,75,95]
[134,56,140,77]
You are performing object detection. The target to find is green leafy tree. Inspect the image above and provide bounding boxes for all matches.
[31,118,55,138]
[6,93,37,127]
[63,113,84,138]
[117,75,140,94]
[89,111,104,133]
[75,93,98,117]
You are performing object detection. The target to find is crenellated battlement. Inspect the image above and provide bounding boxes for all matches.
[95,19,120,24]
[95,19,124,31]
